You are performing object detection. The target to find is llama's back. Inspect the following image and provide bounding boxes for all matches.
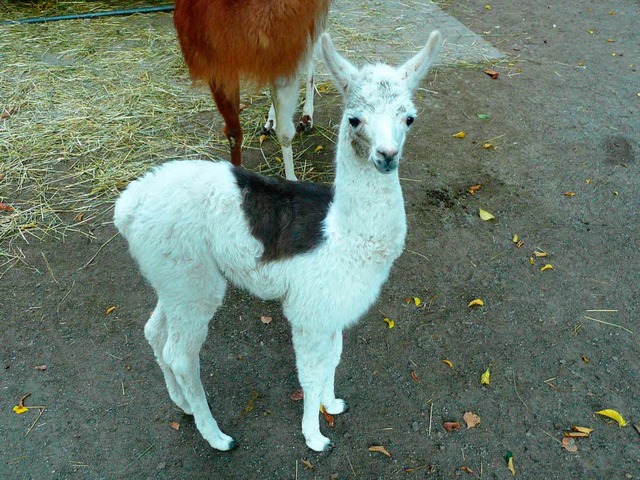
[114,160,264,293]
[174,0,330,89]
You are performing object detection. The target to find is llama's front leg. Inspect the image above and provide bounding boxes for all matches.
[271,78,299,181]
[321,330,348,415]
[292,327,344,451]
[210,81,243,166]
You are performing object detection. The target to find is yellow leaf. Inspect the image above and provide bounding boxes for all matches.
[595,409,627,427]
[413,297,421,307]
[468,298,484,308]
[572,426,594,435]
[452,131,466,139]
[368,445,392,457]
[481,368,491,385]
[512,234,519,243]
[314,145,324,153]
[533,250,548,258]
[540,264,554,272]
[485,4,491,10]
[586,178,591,184]
[259,134,267,146]
[481,142,495,149]
[442,359,454,368]
[383,318,395,329]
[507,455,515,476]
[479,208,495,221]
[564,191,576,197]
[587,29,594,34]
[13,405,29,414]
[529,257,535,265]
[106,306,117,315]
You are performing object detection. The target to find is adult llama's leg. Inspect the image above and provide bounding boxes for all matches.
[211,81,243,166]
[270,76,300,181]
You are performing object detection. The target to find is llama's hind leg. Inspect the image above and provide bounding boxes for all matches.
[297,44,320,133]
[161,282,237,451]
[211,80,243,166]
[144,302,192,414]
[271,77,300,181]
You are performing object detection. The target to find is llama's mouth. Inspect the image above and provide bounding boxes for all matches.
[372,158,399,174]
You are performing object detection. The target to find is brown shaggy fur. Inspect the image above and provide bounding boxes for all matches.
[174,0,330,165]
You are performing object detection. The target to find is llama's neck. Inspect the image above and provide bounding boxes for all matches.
[328,129,406,238]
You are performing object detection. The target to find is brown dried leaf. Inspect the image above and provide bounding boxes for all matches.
[562,437,578,452]
[0,202,15,212]
[169,421,180,430]
[368,445,392,457]
[565,431,589,438]
[460,466,474,474]
[260,316,272,324]
[300,459,314,471]
[463,411,481,429]
[443,421,461,432]
[320,404,335,427]
[289,389,304,402]
[34,365,47,371]
[468,184,482,195]
[410,369,420,383]
[484,68,500,79]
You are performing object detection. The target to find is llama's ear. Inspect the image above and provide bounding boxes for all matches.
[398,30,442,92]
[320,33,358,95]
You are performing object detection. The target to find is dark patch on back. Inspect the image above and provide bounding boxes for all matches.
[232,166,333,262]
[603,135,635,165]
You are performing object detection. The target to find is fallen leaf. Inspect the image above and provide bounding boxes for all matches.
[13,405,29,414]
[512,233,519,243]
[481,142,495,149]
[484,68,499,79]
[479,208,495,221]
[260,316,272,324]
[460,466,474,474]
[572,426,593,435]
[468,183,482,194]
[413,297,421,307]
[562,437,578,452]
[533,250,548,258]
[368,445,391,458]
[314,145,324,153]
[442,359,454,368]
[564,191,576,197]
[529,257,535,265]
[485,4,491,10]
[463,412,482,429]
[105,306,117,315]
[452,131,466,139]
[481,368,491,385]
[320,404,335,427]
[169,421,180,430]
[443,421,461,432]
[586,178,591,184]
[0,202,15,212]
[595,409,627,427]
[289,389,304,402]
[301,459,314,471]
[581,355,590,363]
[410,369,420,383]
[383,318,395,329]
[477,113,490,119]
[34,365,47,371]
[564,431,589,438]
[540,264,554,272]
[505,451,515,476]
[468,298,484,308]
[259,134,268,146]
[586,29,594,34]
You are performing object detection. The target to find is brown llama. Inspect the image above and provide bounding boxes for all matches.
[174,0,331,180]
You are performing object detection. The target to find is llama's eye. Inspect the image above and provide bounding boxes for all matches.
[406,116,415,126]
[348,117,361,128]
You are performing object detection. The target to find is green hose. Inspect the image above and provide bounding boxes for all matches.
[1,5,174,25]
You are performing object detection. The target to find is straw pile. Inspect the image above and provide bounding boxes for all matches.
[0,4,337,273]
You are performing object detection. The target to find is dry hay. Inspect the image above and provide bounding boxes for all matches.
[0,6,338,270]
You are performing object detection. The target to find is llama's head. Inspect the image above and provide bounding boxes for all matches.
[321,31,442,175]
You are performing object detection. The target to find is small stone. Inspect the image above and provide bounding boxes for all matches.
[412,421,420,432]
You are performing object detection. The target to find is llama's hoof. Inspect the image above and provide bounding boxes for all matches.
[324,399,349,415]
[260,122,275,137]
[306,434,333,452]
[208,432,239,451]
[296,115,313,133]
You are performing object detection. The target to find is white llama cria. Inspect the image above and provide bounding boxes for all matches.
[113,31,442,452]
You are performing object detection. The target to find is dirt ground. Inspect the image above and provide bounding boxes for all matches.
[1,1,639,479]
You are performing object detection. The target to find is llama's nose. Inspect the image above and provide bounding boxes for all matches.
[376,148,399,164]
